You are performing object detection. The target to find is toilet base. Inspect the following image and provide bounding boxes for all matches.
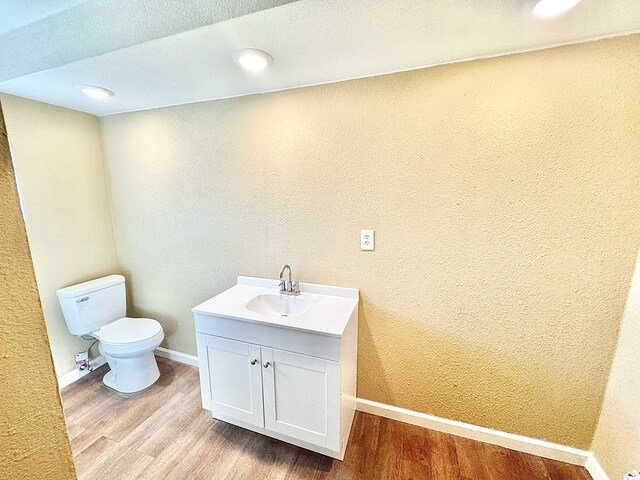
[102,351,161,393]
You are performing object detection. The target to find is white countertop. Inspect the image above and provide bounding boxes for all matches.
[192,276,359,337]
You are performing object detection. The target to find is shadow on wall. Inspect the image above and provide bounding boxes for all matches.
[121,267,182,343]
[356,300,393,402]
[590,246,640,479]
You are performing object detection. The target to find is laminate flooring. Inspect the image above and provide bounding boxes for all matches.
[60,357,592,480]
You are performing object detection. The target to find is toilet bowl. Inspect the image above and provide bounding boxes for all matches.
[56,275,165,393]
[95,317,164,393]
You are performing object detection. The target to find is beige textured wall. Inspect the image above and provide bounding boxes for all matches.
[1,94,119,376]
[591,247,640,477]
[0,103,76,479]
[100,34,640,448]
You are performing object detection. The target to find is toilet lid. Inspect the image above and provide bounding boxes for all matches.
[98,317,162,345]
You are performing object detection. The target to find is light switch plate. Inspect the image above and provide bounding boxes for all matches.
[361,230,374,251]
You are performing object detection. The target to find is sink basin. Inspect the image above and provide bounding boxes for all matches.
[245,294,312,317]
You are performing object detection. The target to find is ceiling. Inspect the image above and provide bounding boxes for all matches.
[1,0,639,116]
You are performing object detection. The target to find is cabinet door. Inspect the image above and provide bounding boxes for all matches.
[261,347,340,450]
[199,335,264,428]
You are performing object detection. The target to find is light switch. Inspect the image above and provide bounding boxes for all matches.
[360,230,374,251]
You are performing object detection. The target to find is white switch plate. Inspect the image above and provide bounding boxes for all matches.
[361,230,374,251]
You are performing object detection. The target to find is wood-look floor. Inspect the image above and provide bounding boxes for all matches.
[61,357,591,479]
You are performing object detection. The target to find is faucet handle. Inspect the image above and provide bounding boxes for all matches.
[292,281,300,295]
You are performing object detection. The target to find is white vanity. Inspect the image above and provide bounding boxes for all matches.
[192,275,358,460]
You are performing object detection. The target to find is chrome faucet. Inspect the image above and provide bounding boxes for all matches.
[278,264,300,296]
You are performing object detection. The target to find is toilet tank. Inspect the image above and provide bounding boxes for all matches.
[56,275,126,335]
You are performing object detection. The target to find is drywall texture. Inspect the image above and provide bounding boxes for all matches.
[1,94,119,375]
[0,103,76,479]
[100,34,640,449]
[591,247,640,478]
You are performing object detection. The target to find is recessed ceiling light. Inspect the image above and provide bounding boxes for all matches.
[533,0,582,18]
[232,49,273,72]
[79,85,115,99]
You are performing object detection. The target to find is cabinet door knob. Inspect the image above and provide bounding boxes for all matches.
[250,359,258,365]
[263,362,271,368]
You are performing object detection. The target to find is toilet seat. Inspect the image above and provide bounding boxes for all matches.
[97,317,162,345]
[93,317,164,359]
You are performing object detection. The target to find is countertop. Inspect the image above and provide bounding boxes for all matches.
[192,276,359,337]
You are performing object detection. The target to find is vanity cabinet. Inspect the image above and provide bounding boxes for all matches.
[197,333,343,451]
[193,277,358,460]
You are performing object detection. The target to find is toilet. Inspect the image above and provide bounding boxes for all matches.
[56,274,164,393]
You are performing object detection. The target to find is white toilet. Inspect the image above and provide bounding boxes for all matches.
[56,274,164,393]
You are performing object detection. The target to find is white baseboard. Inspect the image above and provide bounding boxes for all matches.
[57,355,107,390]
[584,453,610,480]
[155,346,199,367]
[356,398,591,467]
[56,347,199,389]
